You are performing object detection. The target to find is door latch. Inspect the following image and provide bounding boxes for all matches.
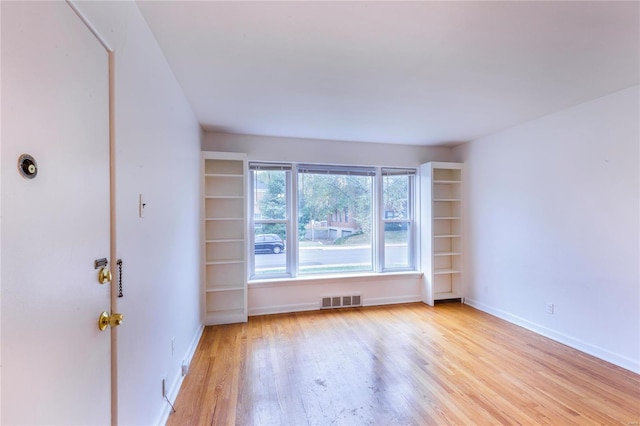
[98,312,123,331]
[97,267,112,284]
[95,258,111,284]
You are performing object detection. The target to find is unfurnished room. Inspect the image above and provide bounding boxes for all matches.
[1,1,638,425]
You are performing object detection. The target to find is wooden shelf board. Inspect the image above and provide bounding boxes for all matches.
[204,309,247,326]
[204,173,243,178]
[434,252,462,256]
[434,217,461,220]
[433,198,461,202]
[206,260,245,265]
[434,269,462,275]
[206,286,245,293]
[434,291,462,300]
[433,180,461,184]
[434,234,461,238]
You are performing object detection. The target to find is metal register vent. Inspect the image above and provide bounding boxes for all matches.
[321,295,362,309]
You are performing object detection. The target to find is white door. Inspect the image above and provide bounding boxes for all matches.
[1,2,112,424]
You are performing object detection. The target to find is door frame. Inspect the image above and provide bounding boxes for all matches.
[66,2,119,424]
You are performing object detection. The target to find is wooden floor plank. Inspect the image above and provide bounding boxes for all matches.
[167,303,640,425]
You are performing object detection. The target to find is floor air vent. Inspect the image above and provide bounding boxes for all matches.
[321,295,362,309]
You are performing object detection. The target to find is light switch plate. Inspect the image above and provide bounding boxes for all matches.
[139,194,145,218]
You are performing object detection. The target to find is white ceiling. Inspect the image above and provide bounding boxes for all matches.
[137,1,639,146]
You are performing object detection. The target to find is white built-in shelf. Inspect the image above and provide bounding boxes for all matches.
[434,269,462,275]
[212,307,244,314]
[205,260,244,265]
[206,286,244,293]
[434,291,462,299]
[204,309,246,326]
[420,161,464,306]
[202,152,248,326]
[204,173,243,178]
[206,307,244,316]
[434,252,461,256]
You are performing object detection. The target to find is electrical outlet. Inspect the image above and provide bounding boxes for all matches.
[546,303,554,314]
[181,362,189,377]
[162,378,167,398]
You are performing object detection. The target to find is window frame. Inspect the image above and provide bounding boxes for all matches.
[379,168,416,272]
[297,164,376,275]
[249,163,293,279]
[249,162,417,280]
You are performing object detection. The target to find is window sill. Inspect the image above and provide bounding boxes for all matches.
[249,270,423,288]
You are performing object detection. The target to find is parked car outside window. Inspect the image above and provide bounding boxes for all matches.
[255,234,285,254]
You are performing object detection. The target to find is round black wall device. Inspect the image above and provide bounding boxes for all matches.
[18,154,38,179]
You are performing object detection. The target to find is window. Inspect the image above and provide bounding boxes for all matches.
[250,163,291,277]
[381,168,415,270]
[250,162,416,279]
[298,164,375,275]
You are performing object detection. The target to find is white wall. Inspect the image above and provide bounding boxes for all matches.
[0,3,3,419]
[72,2,202,424]
[203,132,452,168]
[452,86,640,373]
[248,273,423,316]
[204,132,451,315]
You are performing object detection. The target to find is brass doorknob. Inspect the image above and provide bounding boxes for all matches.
[98,267,112,284]
[98,311,124,331]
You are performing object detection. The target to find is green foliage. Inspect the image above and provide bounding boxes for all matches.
[298,210,311,239]
[298,173,372,236]
[254,169,383,242]
[255,170,287,240]
[383,175,410,219]
[258,171,286,220]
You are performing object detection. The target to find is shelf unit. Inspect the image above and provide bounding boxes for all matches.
[420,162,463,306]
[202,151,248,325]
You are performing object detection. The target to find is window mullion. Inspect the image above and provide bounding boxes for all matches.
[290,165,299,277]
[375,167,383,273]
[249,169,256,277]
[408,175,418,269]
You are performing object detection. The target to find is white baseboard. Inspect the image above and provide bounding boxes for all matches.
[158,323,205,426]
[249,295,424,317]
[464,298,640,374]
[249,302,319,317]
[364,295,422,307]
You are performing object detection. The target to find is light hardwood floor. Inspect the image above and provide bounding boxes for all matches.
[167,303,640,425]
